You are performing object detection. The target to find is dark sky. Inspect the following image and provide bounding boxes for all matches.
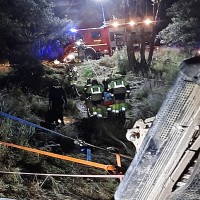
[53,0,177,28]
[54,0,110,27]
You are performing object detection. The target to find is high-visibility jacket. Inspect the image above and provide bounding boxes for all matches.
[108,79,127,94]
[86,84,104,101]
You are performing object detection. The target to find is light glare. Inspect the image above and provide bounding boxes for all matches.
[129,21,136,26]
[144,19,152,25]
[70,28,78,33]
[112,22,119,27]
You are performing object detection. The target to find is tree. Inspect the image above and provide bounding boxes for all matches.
[160,0,200,53]
[123,0,176,75]
[0,0,70,63]
[123,0,150,75]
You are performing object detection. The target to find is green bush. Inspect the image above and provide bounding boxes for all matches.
[98,47,129,74]
[151,47,187,82]
[11,61,44,92]
[81,65,95,78]
[30,95,48,118]
[65,98,79,116]
[134,80,168,119]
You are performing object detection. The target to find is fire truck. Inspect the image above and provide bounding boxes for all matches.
[63,26,121,62]
[63,17,154,62]
[39,17,154,63]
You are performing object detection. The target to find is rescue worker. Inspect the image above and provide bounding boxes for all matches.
[76,39,86,62]
[88,79,104,106]
[108,74,130,115]
[86,79,104,117]
[102,77,111,91]
[49,80,67,126]
[108,74,130,103]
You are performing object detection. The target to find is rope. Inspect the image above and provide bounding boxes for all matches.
[0,111,133,160]
[0,111,76,141]
[84,141,133,160]
[0,141,116,172]
[0,171,124,179]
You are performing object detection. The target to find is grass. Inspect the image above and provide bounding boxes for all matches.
[99,47,129,75]
[151,47,188,82]
[0,46,192,199]
[81,65,95,78]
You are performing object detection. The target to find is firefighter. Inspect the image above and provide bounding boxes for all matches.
[108,74,130,102]
[76,39,86,62]
[48,80,67,126]
[108,74,130,114]
[86,79,104,117]
[89,79,104,105]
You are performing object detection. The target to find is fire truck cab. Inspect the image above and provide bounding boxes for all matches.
[67,25,126,61]
[74,27,112,59]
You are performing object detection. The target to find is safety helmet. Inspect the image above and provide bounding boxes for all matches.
[91,79,98,85]
[113,73,122,79]
[86,78,91,85]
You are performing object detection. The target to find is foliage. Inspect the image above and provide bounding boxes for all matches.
[12,61,45,91]
[133,80,169,120]
[98,47,129,75]
[0,0,70,63]
[160,0,200,52]
[151,47,187,82]
[81,65,95,78]
[98,55,118,68]
[117,47,129,75]
[65,98,79,116]
[31,95,48,118]
[0,117,35,146]
[0,87,32,117]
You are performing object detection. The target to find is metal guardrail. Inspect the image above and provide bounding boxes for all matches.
[115,56,200,200]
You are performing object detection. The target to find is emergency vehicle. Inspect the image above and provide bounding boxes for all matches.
[64,17,154,62]
[63,26,116,62]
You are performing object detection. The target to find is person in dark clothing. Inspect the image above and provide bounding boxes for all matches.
[102,77,110,91]
[49,81,67,126]
[76,39,86,62]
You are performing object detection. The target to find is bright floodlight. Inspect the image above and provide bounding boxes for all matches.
[129,21,136,26]
[54,59,60,65]
[75,41,81,46]
[70,28,78,33]
[144,19,152,25]
[112,22,119,27]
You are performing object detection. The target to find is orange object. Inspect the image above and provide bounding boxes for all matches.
[116,153,121,167]
[0,141,116,172]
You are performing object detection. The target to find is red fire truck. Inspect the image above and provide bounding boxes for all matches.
[76,27,113,58]
[63,26,117,62]
[63,23,127,62]
[63,17,153,62]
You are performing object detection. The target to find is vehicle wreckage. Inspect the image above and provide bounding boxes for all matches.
[115,56,200,200]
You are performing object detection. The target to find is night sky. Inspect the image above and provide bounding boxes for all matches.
[53,0,177,28]
[54,0,112,28]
